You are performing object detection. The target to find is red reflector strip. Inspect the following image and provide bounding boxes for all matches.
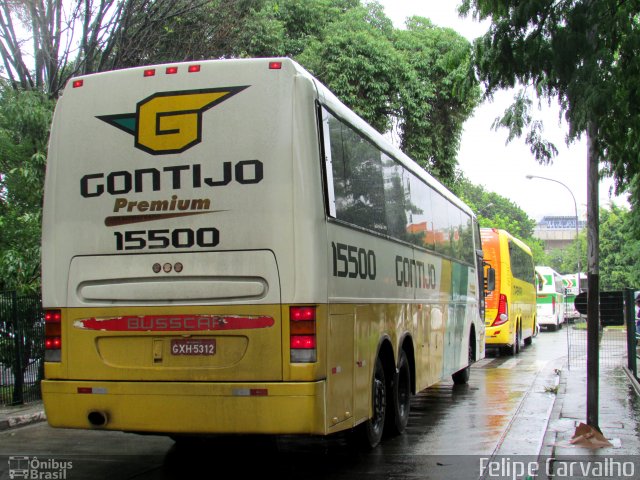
[75,314,274,331]
[269,61,282,70]
[72,79,83,88]
[166,66,178,74]
[188,65,201,73]
[77,387,107,394]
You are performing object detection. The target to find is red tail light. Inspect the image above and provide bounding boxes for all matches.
[45,309,62,362]
[492,294,509,326]
[552,295,556,313]
[290,306,316,363]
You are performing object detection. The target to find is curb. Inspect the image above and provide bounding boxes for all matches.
[538,364,568,459]
[623,366,640,396]
[0,409,47,431]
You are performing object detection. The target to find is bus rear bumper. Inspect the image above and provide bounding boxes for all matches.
[484,325,513,347]
[41,379,327,435]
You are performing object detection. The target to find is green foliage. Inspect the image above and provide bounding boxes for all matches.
[545,204,639,290]
[0,84,54,292]
[547,230,586,275]
[453,174,548,265]
[460,0,640,227]
[297,3,480,187]
[394,17,481,183]
[297,3,402,133]
[598,204,640,290]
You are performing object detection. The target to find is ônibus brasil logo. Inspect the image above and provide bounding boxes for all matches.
[97,86,248,155]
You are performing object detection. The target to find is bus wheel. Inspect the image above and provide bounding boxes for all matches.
[387,350,411,436]
[505,325,520,356]
[524,323,534,346]
[452,336,473,385]
[356,356,386,450]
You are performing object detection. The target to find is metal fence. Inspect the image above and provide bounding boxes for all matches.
[565,288,639,379]
[0,291,44,405]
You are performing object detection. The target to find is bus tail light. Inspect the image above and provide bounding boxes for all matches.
[290,306,316,363]
[45,309,62,362]
[492,294,509,326]
[552,295,556,314]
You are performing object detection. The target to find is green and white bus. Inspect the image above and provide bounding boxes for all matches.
[535,266,566,330]
[41,58,487,449]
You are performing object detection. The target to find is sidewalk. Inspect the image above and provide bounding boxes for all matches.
[541,361,640,469]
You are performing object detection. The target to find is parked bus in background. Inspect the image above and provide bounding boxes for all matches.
[480,228,537,356]
[562,273,586,322]
[41,58,488,450]
[535,266,566,330]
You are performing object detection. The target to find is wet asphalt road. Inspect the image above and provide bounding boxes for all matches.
[0,328,569,479]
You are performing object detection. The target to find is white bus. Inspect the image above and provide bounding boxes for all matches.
[535,266,566,330]
[41,58,486,449]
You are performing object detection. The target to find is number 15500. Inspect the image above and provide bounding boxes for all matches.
[114,228,220,251]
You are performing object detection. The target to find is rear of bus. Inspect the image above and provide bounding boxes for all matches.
[535,266,566,330]
[41,59,331,435]
[480,228,535,354]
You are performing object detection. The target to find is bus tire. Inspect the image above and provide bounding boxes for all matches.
[452,335,474,385]
[524,333,533,346]
[387,349,411,436]
[505,325,520,356]
[356,356,387,450]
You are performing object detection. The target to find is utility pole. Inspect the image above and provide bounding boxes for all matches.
[586,121,600,430]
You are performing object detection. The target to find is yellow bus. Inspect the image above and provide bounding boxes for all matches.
[41,58,487,449]
[480,228,536,355]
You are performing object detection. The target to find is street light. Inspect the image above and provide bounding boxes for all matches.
[477,202,494,217]
[525,174,582,289]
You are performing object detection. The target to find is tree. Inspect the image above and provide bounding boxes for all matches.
[547,231,587,275]
[460,0,639,221]
[298,5,480,187]
[0,83,54,292]
[393,17,481,183]
[0,0,213,97]
[546,204,639,290]
[598,204,640,290]
[453,175,549,266]
[297,3,402,133]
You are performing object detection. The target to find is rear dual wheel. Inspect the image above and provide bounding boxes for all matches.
[357,351,411,450]
[358,357,387,449]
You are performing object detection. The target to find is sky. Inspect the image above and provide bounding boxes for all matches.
[377,0,628,221]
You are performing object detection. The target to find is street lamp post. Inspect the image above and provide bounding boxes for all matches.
[525,175,581,283]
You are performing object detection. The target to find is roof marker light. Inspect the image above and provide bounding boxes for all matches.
[188,65,201,73]
[143,69,156,77]
[166,66,178,74]
[72,80,83,88]
[269,61,282,70]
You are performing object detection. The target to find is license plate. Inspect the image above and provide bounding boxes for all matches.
[170,339,216,356]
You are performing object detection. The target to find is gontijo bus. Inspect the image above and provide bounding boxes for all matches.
[41,58,487,449]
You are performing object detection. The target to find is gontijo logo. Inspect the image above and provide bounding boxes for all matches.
[97,86,248,155]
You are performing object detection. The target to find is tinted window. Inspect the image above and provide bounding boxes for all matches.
[508,240,535,284]
[323,107,474,265]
